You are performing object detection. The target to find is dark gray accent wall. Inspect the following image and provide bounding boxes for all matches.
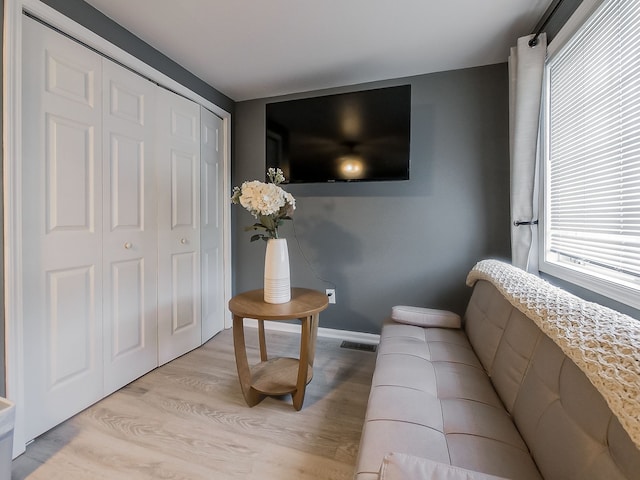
[233,65,511,334]
[40,0,234,114]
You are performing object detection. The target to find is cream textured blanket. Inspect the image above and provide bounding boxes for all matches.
[466,259,640,450]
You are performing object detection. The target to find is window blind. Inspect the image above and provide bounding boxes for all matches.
[546,0,640,280]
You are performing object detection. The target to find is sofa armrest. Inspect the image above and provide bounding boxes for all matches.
[379,453,510,480]
[391,306,461,329]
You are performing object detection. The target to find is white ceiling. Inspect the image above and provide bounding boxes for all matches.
[83,0,552,102]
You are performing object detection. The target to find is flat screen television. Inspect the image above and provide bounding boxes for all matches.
[265,85,411,183]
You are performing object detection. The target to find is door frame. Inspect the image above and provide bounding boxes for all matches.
[3,0,233,456]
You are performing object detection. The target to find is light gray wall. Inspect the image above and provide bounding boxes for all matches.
[233,64,511,334]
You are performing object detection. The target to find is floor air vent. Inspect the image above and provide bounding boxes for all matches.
[340,341,377,352]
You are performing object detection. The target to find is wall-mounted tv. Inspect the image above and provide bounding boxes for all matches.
[266,85,411,183]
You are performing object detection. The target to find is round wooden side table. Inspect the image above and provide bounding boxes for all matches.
[228,288,329,410]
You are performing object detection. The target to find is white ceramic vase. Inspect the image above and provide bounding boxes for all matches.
[264,238,291,304]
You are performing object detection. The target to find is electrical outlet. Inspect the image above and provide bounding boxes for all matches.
[326,288,336,304]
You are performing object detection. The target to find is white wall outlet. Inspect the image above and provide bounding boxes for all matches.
[326,288,336,304]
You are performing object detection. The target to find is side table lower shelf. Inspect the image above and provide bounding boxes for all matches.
[251,357,313,395]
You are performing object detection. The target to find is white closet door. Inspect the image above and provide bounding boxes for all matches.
[22,16,104,440]
[200,107,225,342]
[157,88,202,365]
[102,59,158,394]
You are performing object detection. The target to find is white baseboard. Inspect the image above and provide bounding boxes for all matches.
[241,318,380,345]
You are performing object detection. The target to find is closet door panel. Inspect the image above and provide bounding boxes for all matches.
[46,116,95,231]
[171,150,198,227]
[102,59,158,394]
[201,108,225,341]
[47,266,96,385]
[110,259,144,349]
[157,88,202,365]
[172,252,199,331]
[22,16,104,441]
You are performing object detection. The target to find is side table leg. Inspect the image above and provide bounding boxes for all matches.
[308,313,319,368]
[258,319,268,362]
[292,316,311,411]
[232,315,265,407]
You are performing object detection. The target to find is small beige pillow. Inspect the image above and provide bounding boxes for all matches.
[379,453,510,480]
[391,305,461,329]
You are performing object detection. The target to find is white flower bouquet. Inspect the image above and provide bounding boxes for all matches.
[231,168,296,241]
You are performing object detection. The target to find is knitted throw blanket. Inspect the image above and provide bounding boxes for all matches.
[466,259,640,450]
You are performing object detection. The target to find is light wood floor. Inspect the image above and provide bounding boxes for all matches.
[11,327,376,480]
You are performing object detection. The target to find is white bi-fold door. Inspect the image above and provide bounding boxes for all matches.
[201,107,226,342]
[21,16,224,441]
[22,16,106,440]
[156,87,202,365]
[102,59,159,395]
[22,17,161,439]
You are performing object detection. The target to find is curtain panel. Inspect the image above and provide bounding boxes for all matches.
[509,33,547,271]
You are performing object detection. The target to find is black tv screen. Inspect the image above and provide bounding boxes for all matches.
[266,85,411,183]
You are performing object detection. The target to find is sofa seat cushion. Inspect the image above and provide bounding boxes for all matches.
[357,420,451,480]
[447,434,541,480]
[379,321,482,366]
[434,362,503,407]
[442,399,527,450]
[355,320,543,480]
[382,320,469,345]
[366,385,445,430]
[371,354,438,394]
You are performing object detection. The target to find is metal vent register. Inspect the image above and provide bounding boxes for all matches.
[340,341,377,353]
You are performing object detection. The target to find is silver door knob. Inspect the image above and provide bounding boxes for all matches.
[124,242,132,249]
[180,238,188,245]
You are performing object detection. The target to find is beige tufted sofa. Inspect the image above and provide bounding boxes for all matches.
[354,260,640,479]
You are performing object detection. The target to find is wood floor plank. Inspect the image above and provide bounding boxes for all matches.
[12,328,376,479]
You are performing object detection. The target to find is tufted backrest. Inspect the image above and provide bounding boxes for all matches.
[464,280,640,480]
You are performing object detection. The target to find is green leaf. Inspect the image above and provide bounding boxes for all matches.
[244,223,266,232]
[259,215,276,231]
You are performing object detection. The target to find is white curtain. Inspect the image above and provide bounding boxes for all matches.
[509,33,547,272]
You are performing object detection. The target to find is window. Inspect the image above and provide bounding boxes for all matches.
[541,0,640,309]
